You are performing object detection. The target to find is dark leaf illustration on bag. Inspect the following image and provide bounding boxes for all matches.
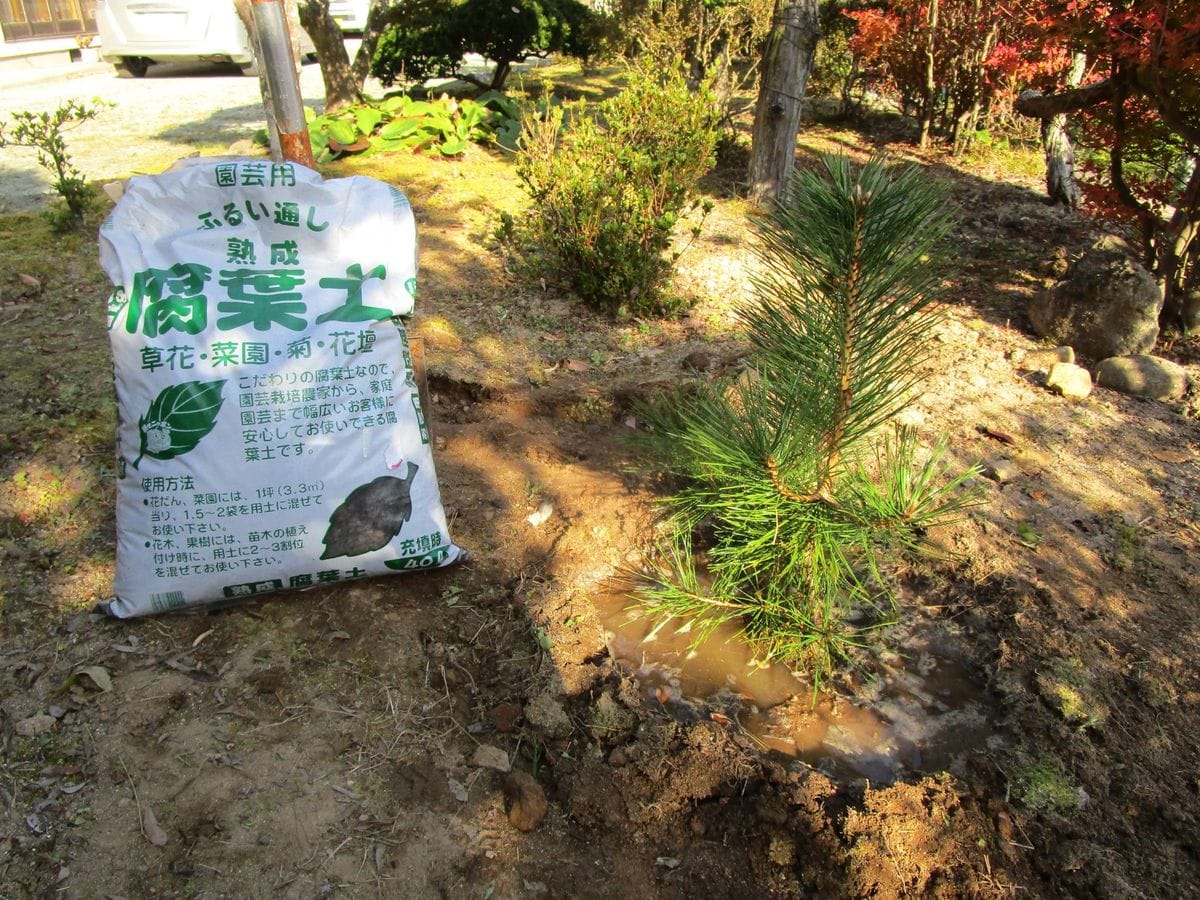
[320,462,419,559]
[133,379,227,469]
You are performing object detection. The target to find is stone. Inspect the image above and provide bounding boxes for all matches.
[471,744,511,772]
[526,501,553,528]
[589,692,637,740]
[893,406,926,428]
[1028,237,1163,360]
[1045,362,1093,399]
[1183,290,1200,333]
[503,771,548,832]
[487,702,522,734]
[1038,247,1071,278]
[1014,345,1075,372]
[755,799,790,826]
[1095,355,1190,401]
[984,460,1020,484]
[15,714,56,738]
[525,691,573,738]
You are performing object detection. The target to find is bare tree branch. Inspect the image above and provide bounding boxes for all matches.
[1015,78,1117,119]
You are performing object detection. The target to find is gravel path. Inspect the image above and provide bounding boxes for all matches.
[0,54,363,214]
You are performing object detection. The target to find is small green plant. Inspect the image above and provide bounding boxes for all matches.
[1102,514,1144,572]
[288,92,518,163]
[0,98,109,230]
[1012,754,1081,813]
[1036,657,1109,729]
[514,62,720,317]
[632,154,980,684]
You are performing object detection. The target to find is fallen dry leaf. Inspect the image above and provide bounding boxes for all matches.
[142,806,169,846]
[1151,449,1191,464]
[328,137,371,153]
[73,665,113,692]
[978,425,1018,445]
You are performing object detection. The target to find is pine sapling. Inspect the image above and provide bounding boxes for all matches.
[634,153,980,684]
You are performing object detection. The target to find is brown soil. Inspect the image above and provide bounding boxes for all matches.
[2,83,1200,898]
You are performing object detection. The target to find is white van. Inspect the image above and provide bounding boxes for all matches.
[96,0,315,78]
[328,0,370,34]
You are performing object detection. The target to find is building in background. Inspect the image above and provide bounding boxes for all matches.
[1,0,99,70]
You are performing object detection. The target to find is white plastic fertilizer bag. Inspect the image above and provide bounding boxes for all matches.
[99,157,461,617]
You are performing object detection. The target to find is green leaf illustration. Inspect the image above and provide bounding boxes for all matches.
[134,379,226,469]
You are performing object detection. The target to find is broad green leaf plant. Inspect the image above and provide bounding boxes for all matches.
[634,153,981,685]
[298,92,521,163]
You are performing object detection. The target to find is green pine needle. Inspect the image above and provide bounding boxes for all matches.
[633,152,979,685]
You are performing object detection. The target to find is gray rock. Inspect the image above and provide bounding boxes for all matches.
[525,690,573,738]
[1095,355,1190,400]
[15,714,56,737]
[1028,237,1162,360]
[471,744,511,772]
[984,460,1020,484]
[1046,362,1093,399]
[1181,290,1200,333]
[1014,345,1075,372]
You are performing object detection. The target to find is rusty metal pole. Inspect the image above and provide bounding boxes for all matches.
[250,0,316,168]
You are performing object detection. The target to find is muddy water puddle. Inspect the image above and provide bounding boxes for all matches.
[596,585,995,784]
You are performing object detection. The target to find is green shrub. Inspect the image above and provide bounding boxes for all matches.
[515,63,719,317]
[632,154,981,684]
[371,0,596,92]
[0,99,108,231]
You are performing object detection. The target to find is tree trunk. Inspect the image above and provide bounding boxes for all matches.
[1043,51,1086,208]
[1156,158,1200,329]
[747,0,820,204]
[951,10,997,156]
[298,1,395,112]
[918,0,938,149]
[298,0,358,111]
[1014,65,1199,333]
[490,60,513,92]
